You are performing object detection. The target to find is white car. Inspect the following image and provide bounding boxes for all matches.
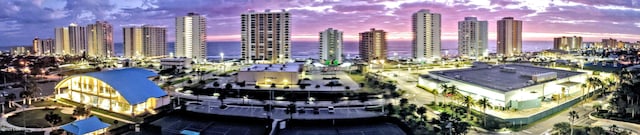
[328,106,335,114]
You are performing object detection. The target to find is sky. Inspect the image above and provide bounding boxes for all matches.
[0,0,639,46]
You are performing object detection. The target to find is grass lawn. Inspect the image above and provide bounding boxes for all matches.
[346,72,365,83]
[6,108,74,128]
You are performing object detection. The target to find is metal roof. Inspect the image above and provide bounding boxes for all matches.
[63,68,167,105]
[61,116,110,135]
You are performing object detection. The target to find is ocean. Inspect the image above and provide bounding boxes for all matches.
[3,41,553,59]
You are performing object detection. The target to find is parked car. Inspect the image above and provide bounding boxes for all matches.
[328,106,335,114]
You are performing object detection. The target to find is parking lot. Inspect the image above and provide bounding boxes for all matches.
[279,122,406,135]
[149,112,268,135]
[186,103,384,120]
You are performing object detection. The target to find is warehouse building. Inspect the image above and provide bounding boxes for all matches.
[419,64,587,110]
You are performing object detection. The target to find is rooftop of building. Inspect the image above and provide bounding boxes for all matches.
[428,64,585,92]
[239,63,302,72]
[61,116,110,135]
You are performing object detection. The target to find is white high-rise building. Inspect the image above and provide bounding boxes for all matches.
[412,9,441,61]
[241,9,291,63]
[497,17,523,57]
[319,28,343,65]
[87,21,114,57]
[176,12,207,62]
[458,17,488,58]
[55,23,87,56]
[123,25,167,58]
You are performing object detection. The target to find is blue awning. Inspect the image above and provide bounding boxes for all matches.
[61,116,110,135]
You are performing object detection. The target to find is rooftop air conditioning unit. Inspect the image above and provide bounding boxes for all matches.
[500,67,516,73]
[532,72,557,82]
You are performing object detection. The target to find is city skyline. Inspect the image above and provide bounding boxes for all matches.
[1,0,640,46]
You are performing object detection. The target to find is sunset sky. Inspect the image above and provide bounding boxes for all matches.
[1,0,639,46]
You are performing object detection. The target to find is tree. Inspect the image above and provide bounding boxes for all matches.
[218,92,227,105]
[477,97,492,127]
[432,89,439,105]
[609,124,619,134]
[439,84,449,104]
[45,111,62,126]
[416,106,427,120]
[6,93,16,108]
[400,98,409,107]
[553,122,571,135]
[386,103,396,116]
[589,126,605,135]
[592,103,602,112]
[462,95,475,119]
[73,106,90,117]
[568,110,579,135]
[286,103,296,119]
[213,81,220,88]
[187,79,193,84]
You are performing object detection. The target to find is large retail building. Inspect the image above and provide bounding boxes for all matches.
[54,68,169,116]
[419,64,587,110]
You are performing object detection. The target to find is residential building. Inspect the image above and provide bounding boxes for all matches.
[176,12,207,62]
[55,23,87,55]
[33,38,55,55]
[11,46,32,55]
[123,25,167,58]
[87,21,114,57]
[319,28,343,65]
[412,9,441,61]
[241,9,291,63]
[32,37,40,55]
[553,36,582,51]
[497,17,522,56]
[602,38,617,49]
[359,28,387,62]
[54,68,170,116]
[458,17,488,58]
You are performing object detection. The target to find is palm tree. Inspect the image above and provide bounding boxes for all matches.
[432,89,439,105]
[439,84,449,105]
[568,110,579,135]
[592,103,602,112]
[462,95,475,119]
[416,106,427,120]
[580,83,587,100]
[477,97,492,126]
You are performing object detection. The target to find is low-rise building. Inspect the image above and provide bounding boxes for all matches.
[160,58,192,69]
[236,63,304,85]
[54,68,170,116]
[418,64,587,110]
